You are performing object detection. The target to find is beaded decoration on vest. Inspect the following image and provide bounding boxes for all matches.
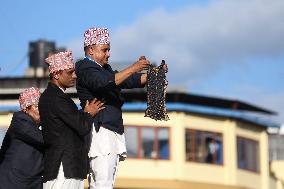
[145,60,169,121]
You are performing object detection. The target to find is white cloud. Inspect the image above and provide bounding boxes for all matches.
[67,0,284,123]
[108,0,284,85]
[68,0,284,82]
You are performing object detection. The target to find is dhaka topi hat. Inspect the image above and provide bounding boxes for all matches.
[45,51,74,74]
[19,87,41,110]
[84,27,110,47]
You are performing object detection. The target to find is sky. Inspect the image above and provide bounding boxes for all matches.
[0,0,283,124]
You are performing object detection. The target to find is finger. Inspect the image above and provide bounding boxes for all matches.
[91,98,97,104]
[98,101,105,107]
[85,100,89,107]
[141,60,149,67]
[94,102,104,108]
[98,107,105,111]
[163,64,168,72]
[94,100,103,106]
[139,56,146,60]
[143,61,150,68]
[103,100,106,104]
[100,98,106,104]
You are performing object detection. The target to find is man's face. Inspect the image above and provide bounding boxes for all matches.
[89,44,110,66]
[56,68,77,89]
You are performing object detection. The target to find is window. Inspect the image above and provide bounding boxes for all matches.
[126,127,138,157]
[141,127,155,158]
[185,129,223,165]
[158,128,169,159]
[125,126,170,160]
[237,137,259,172]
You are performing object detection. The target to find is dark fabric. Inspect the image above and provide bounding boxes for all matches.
[75,58,144,134]
[145,62,169,121]
[38,82,93,182]
[0,111,44,189]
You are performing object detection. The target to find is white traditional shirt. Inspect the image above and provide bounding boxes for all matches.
[88,125,127,158]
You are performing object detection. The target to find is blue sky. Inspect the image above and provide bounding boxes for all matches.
[0,0,283,123]
[0,0,206,75]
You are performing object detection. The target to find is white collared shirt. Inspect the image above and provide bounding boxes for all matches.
[59,87,65,93]
[85,56,103,67]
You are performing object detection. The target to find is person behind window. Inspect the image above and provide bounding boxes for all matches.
[205,138,219,163]
[0,87,43,189]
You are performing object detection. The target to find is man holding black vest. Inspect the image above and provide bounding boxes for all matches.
[75,27,151,189]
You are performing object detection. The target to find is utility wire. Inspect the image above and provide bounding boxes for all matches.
[0,53,28,76]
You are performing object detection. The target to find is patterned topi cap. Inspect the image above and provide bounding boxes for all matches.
[19,87,41,110]
[84,27,110,47]
[45,51,74,74]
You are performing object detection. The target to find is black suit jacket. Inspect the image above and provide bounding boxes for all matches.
[0,111,44,189]
[39,82,93,182]
[76,58,144,134]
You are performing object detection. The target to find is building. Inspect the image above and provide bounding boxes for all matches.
[116,91,281,189]
[26,39,66,77]
[268,125,284,161]
[0,76,282,189]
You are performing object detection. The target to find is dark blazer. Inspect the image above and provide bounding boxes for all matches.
[76,58,144,134]
[38,82,93,182]
[0,111,44,189]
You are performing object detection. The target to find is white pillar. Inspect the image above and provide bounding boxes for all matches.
[224,119,237,185]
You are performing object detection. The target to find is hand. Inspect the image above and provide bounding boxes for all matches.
[84,98,105,117]
[132,56,150,72]
[163,64,168,73]
[25,105,41,126]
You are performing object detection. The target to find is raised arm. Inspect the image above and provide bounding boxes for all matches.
[115,56,150,86]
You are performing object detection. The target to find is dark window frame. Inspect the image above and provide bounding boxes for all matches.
[185,128,224,166]
[125,125,171,160]
[237,136,260,173]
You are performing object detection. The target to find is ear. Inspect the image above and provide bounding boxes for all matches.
[88,45,95,55]
[53,72,60,80]
[22,105,31,113]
